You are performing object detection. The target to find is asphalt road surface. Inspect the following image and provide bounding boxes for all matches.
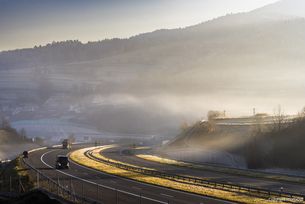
[103,146,305,195]
[25,145,236,204]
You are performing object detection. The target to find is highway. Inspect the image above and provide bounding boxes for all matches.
[103,146,305,195]
[25,145,236,204]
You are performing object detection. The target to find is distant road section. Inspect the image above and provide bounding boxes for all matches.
[210,115,298,126]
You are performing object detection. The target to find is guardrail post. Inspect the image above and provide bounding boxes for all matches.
[70,178,72,201]
[57,176,60,196]
[9,176,12,192]
[116,189,119,204]
[100,185,103,202]
[96,184,99,201]
[48,179,50,192]
[36,172,39,188]
[81,181,84,204]
[18,176,21,193]
[0,177,2,191]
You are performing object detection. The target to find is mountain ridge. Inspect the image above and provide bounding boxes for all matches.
[1,0,305,134]
[2,0,303,58]
[255,0,305,18]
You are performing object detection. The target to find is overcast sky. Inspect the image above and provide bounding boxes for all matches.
[0,0,278,51]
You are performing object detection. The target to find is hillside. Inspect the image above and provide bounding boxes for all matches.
[0,128,39,160]
[0,128,27,144]
[169,112,305,170]
[1,0,305,135]
[245,116,305,169]
[257,0,305,18]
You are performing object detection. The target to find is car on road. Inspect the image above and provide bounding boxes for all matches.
[62,139,71,149]
[23,151,29,158]
[55,155,69,169]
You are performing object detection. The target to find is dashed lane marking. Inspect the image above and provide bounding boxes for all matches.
[160,193,174,198]
[39,149,234,204]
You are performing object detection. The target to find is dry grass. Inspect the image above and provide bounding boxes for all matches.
[137,154,186,166]
[136,154,305,184]
[0,156,34,191]
[133,146,152,150]
[70,146,294,204]
[89,145,154,171]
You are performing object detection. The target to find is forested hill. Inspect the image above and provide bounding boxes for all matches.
[1,0,305,71]
[0,128,27,144]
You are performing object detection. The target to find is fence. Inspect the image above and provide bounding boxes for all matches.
[20,158,168,204]
[3,146,304,204]
[85,150,305,202]
[0,176,28,193]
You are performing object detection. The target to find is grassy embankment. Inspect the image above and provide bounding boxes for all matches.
[87,144,155,171]
[136,154,305,185]
[0,128,34,192]
[0,156,33,192]
[70,146,295,204]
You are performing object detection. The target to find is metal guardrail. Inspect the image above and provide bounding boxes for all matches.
[174,157,305,182]
[23,158,102,204]
[21,147,168,204]
[86,150,305,202]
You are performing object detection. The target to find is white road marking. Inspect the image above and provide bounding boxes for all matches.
[28,147,47,153]
[160,193,174,198]
[40,149,234,204]
[70,151,236,204]
[40,150,167,204]
[69,156,235,204]
[40,150,114,190]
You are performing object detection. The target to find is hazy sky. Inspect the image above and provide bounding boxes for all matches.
[0,0,278,51]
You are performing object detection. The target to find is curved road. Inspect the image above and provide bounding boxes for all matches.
[25,145,236,204]
[103,146,305,195]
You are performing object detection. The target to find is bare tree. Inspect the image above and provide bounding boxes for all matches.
[272,105,288,132]
[68,133,76,143]
[19,128,27,141]
[207,111,222,133]
[1,117,11,130]
[253,114,264,135]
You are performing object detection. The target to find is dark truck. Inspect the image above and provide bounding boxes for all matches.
[62,139,71,149]
[55,155,69,169]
